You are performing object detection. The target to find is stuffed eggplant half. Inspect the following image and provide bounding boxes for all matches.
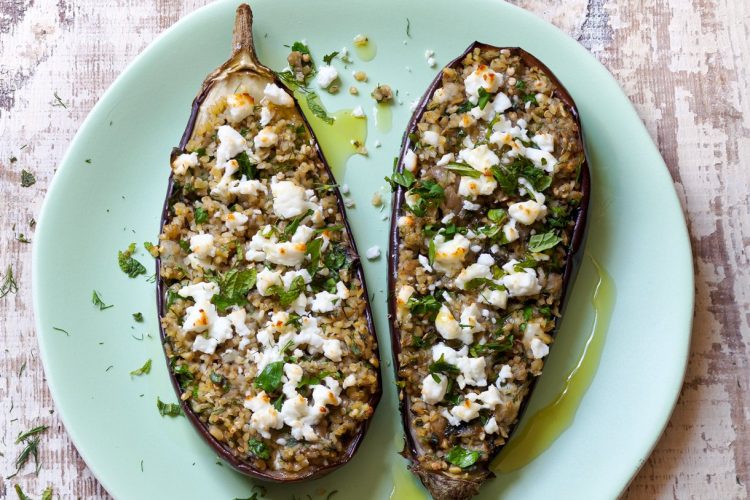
[156,5,381,482]
[388,43,590,499]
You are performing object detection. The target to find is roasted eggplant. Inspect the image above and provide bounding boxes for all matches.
[155,4,381,482]
[387,43,590,499]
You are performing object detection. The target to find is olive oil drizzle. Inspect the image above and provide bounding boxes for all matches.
[493,254,615,473]
[296,94,367,179]
[354,39,377,62]
[374,102,393,133]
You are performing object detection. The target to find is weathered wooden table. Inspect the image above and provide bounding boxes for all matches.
[1,1,747,498]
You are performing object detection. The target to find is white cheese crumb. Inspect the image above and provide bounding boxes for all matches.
[365,246,381,260]
[316,65,339,88]
[351,105,365,118]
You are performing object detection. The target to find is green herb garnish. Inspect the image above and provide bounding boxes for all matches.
[527,231,562,252]
[194,206,209,225]
[306,238,324,275]
[118,243,147,278]
[323,243,349,271]
[323,51,339,65]
[130,359,152,376]
[428,354,460,381]
[385,169,416,190]
[133,312,144,322]
[209,268,257,312]
[235,151,257,179]
[407,294,441,318]
[247,438,270,460]
[91,290,114,310]
[254,361,284,393]
[477,87,491,110]
[156,397,182,417]
[445,446,480,468]
[444,162,481,178]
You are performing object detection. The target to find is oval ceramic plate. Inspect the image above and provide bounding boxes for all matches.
[33,1,693,499]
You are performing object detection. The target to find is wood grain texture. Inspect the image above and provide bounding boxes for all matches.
[0,0,747,498]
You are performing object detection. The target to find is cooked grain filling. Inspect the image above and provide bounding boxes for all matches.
[158,82,378,473]
[394,47,584,475]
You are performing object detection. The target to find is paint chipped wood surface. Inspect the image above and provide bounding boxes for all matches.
[0,0,747,498]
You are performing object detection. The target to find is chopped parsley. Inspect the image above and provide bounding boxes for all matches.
[428,354,460,382]
[208,268,257,312]
[91,290,114,310]
[407,294,441,318]
[247,438,270,460]
[156,397,182,417]
[445,446,480,468]
[130,359,152,376]
[385,169,416,190]
[444,162,481,178]
[118,243,147,278]
[51,91,68,108]
[267,275,306,307]
[255,361,284,393]
[477,87,491,110]
[132,312,144,322]
[194,206,209,225]
[322,51,339,65]
[527,231,562,252]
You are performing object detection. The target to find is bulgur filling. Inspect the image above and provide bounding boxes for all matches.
[158,79,378,474]
[392,47,585,477]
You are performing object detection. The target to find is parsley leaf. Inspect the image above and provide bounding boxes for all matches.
[132,312,144,322]
[194,206,209,225]
[283,209,313,241]
[91,290,114,310]
[528,231,562,252]
[156,397,182,417]
[324,243,349,271]
[306,238,324,275]
[444,162,481,178]
[385,169,416,190]
[428,354,460,379]
[209,268,257,312]
[118,243,147,278]
[254,361,284,393]
[268,275,306,306]
[477,87,491,110]
[234,151,257,179]
[407,294,441,318]
[323,51,339,65]
[130,359,152,376]
[445,446,480,468]
[247,438,270,460]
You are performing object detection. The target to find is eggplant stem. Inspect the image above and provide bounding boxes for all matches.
[232,3,261,67]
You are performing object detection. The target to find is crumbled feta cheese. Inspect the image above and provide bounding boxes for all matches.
[432,234,471,273]
[463,64,502,103]
[462,200,481,211]
[524,147,558,173]
[316,65,339,88]
[502,219,519,243]
[508,200,547,225]
[271,180,319,219]
[436,153,454,167]
[172,152,198,175]
[484,417,499,434]
[259,106,273,126]
[189,233,215,259]
[479,288,508,309]
[351,105,365,118]
[441,212,455,224]
[459,144,500,173]
[496,364,514,385]
[396,285,415,319]
[226,92,255,123]
[336,281,349,300]
[338,374,356,390]
[501,259,542,296]
[403,149,418,172]
[492,92,512,113]
[532,133,554,153]
[224,211,249,232]
[311,291,340,313]
[263,83,294,107]
[244,391,284,438]
[421,373,447,405]
[266,240,308,267]
[422,130,441,147]
[366,246,381,260]
[254,126,278,149]
[215,125,247,166]
[418,254,433,273]
[435,305,461,341]
[256,268,282,296]
[455,262,492,290]
[530,337,550,359]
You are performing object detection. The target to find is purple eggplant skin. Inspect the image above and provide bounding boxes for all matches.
[155,4,382,483]
[387,43,591,499]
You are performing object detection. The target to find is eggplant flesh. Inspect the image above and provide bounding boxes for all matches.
[156,4,381,482]
[388,43,590,499]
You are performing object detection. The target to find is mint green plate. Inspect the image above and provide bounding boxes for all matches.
[33,0,693,498]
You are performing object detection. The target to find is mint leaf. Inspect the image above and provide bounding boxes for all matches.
[254,361,284,393]
[527,231,562,253]
[445,446,480,468]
